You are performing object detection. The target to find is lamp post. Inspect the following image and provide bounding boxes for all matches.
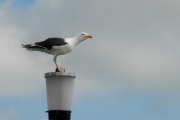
[45,72,75,120]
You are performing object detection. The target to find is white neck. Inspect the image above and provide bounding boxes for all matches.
[66,37,83,49]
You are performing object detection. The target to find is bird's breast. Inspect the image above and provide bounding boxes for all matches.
[52,44,73,55]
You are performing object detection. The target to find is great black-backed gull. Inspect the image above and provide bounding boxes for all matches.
[22,32,93,72]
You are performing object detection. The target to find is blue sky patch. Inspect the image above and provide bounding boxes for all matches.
[0,0,35,8]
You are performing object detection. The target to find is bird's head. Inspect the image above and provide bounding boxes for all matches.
[75,32,93,41]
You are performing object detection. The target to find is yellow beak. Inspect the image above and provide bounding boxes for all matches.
[87,34,93,38]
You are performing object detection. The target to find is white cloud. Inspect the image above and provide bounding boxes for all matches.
[0,0,180,99]
[102,43,180,91]
[107,44,179,79]
[0,22,46,98]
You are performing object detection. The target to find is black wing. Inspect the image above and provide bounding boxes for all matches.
[35,38,67,50]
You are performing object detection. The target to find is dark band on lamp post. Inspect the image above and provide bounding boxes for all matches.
[46,110,71,120]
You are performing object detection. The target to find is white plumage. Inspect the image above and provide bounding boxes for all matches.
[22,32,92,72]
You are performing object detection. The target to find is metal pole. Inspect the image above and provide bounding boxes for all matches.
[44,72,75,120]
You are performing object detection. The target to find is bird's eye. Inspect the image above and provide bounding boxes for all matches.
[82,33,85,35]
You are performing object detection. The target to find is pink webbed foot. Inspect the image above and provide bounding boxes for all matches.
[55,67,65,72]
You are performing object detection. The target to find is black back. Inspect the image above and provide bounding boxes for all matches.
[35,38,67,50]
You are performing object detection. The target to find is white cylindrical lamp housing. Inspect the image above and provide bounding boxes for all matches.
[45,72,75,120]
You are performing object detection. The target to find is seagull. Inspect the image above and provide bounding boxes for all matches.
[22,32,93,72]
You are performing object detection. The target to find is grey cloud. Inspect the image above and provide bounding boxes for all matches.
[0,0,180,98]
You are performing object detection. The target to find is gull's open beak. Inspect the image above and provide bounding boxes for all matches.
[87,34,93,38]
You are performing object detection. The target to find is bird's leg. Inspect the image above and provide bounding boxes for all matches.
[53,55,65,72]
[53,55,58,68]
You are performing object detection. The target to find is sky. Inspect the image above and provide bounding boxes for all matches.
[0,0,180,120]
